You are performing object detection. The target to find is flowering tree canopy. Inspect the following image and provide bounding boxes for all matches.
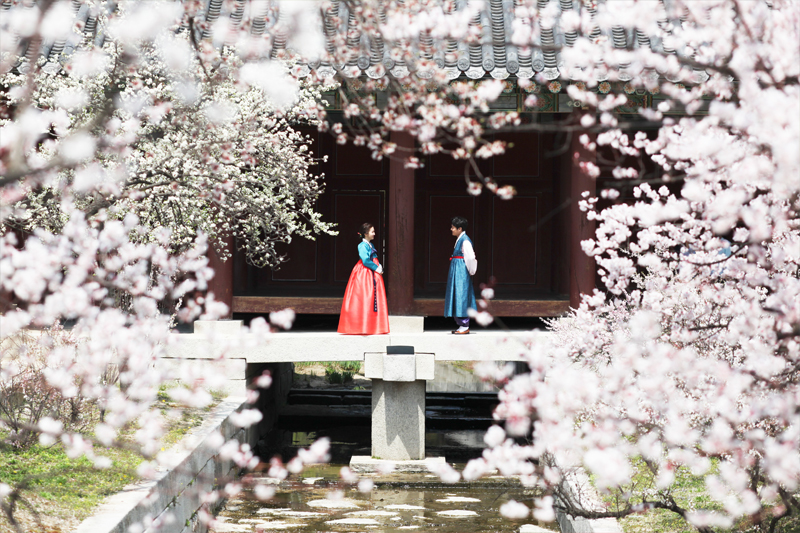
[1,19,334,267]
[1,1,335,529]
[467,1,797,531]
[1,0,799,531]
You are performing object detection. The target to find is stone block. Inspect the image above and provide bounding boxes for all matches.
[154,358,246,397]
[371,380,426,460]
[158,458,215,533]
[193,320,243,336]
[363,352,384,379]
[227,333,384,363]
[388,316,424,333]
[156,358,247,382]
[349,455,446,473]
[289,394,343,405]
[74,397,247,533]
[382,353,416,382]
[342,394,371,405]
[415,353,435,380]
[221,379,246,397]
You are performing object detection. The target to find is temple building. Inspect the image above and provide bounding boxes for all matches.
[198,0,682,321]
[212,107,599,320]
[197,0,687,321]
[21,0,690,320]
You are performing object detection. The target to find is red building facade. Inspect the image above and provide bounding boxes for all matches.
[209,108,597,319]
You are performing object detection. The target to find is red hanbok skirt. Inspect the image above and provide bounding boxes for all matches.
[337,259,389,335]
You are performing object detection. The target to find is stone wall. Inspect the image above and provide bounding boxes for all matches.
[426,361,498,392]
[75,362,294,533]
[75,397,249,533]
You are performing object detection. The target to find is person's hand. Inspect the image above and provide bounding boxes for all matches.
[377,265,384,275]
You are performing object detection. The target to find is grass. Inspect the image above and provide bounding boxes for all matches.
[323,361,362,384]
[324,367,345,384]
[0,383,224,533]
[595,458,723,533]
[156,383,226,448]
[596,458,800,533]
[448,360,476,373]
[338,361,362,373]
[294,361,363,385]
[0,440,143,531]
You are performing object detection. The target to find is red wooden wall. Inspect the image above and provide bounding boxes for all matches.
[231,121,576,316]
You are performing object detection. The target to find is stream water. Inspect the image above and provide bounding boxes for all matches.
[212,465,559,533]
[212,363,559,533]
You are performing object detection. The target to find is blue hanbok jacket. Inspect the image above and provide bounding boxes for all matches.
[444,234,477,317]
[358,241,380,271]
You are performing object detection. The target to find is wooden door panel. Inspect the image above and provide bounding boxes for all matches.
[491,196,538,284]
[335,142,385,177]
[492,132,540,178]
[427,150,492,179]
[271,238,318,281]
[233,127,571,308]
[333,193,384,282]
[428,152,471,178]
[427,195,476,284]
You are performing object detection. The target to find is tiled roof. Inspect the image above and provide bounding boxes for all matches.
[294,0,664,81]
[9,0,688,82]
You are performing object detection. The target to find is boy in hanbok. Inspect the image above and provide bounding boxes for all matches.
[444,216,477,334]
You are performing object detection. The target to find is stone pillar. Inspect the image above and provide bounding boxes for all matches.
[569,126,597,308]
[371,380,426,460]
[387,131,416,315]
[363,346,434,461]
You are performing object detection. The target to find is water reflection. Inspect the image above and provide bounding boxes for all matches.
[213,466,559,533]
[266,427,494,465]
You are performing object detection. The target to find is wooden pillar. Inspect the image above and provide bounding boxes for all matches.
[206,235,234,319]
[387,132,415,315]
[569,126,597,309]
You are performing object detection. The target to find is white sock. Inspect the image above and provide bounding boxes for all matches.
[457,326,469,332]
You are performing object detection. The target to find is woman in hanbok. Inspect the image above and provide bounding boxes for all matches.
[338,223,390,334]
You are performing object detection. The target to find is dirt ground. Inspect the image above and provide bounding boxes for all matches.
[291,363,372,390]
[0,492,82,533]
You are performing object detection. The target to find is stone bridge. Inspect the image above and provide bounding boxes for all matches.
[163,319,551,466]
[164,319,547,391]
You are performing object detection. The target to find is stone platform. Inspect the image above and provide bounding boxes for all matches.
[348,455,447,474]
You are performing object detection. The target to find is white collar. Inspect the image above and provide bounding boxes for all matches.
[362,239,371,245]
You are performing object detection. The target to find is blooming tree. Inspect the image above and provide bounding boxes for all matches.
[0,1,333,530]
[464,2,799,531]
[1,0,799,531]
[1,30,334,267]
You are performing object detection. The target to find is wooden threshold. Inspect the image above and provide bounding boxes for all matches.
[233,296,570,317]
[412,299,569,317]
[233,296,343,314]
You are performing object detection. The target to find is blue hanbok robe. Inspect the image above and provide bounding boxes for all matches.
[444,233,477,317]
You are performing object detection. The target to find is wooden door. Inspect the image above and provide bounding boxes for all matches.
[414,128,569,301]
[233,129,388,298]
